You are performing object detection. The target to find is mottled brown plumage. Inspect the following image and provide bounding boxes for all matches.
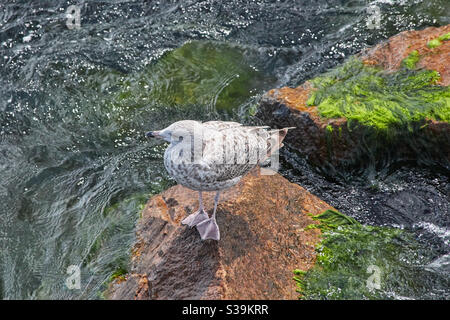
[146,120,294,240]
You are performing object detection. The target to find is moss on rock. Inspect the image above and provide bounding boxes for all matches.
[402,50,420,69]
[109,267,128,283]
[306,57,449,133]
[427,31,450,48]
[294,209,434,299]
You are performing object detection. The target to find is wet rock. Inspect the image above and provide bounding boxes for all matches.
[106,168,333,300]
[361,25,450,85]
[257,25,450,172]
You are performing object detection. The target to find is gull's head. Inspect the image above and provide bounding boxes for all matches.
[146,120,201,145]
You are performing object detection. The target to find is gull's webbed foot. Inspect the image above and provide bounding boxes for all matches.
[196,218,220,241]
[181,209,209,227]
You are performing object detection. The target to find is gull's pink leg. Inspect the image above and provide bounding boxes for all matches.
[196,191,220,241]
[181,191,209,227]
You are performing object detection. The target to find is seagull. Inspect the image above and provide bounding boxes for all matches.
[146,120,294,241]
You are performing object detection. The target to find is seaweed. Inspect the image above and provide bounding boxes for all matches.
[427,31,450,48]
[294,209,433,299]
[306,57,449,133]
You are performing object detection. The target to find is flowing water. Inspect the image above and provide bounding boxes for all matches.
[0,0,449,299]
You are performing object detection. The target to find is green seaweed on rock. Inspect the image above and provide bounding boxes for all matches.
[402,50,420,69]
[294,209,433,299]
[427,39,442,49]
[306,57,450,133]
[109,267,128,283]
[427,31,450,48]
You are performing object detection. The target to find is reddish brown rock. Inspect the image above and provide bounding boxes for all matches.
[106,168,333,300]
[360,25,450,85]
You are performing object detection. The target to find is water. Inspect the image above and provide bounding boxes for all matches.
[0,0,449,299]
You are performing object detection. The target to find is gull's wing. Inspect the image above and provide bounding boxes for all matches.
[197,125,282,182]
[202,120,243,131]
[203,120,270,132]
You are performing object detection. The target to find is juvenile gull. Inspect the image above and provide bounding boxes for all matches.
[146,120,294,241]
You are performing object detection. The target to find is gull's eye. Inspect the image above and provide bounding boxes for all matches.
[178,136,183,142]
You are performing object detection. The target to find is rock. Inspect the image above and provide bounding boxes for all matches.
[257,25,450,172]
[106,168,333,300]
[360,25,450,86]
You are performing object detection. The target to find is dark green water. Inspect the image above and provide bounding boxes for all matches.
[0,0,448,299]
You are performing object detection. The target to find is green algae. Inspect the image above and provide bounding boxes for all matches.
[307,209,358,230]
[438,32,450,41]
[306,90,317,106]
[402,50,420,69]
[109,267,128,283]
[294,209,433,299]
[427,39,442,49]
[427,32,450,48]
[112,41,275,113]
[307,57,450,133]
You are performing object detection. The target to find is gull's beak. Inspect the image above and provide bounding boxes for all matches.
[146,131,161,139]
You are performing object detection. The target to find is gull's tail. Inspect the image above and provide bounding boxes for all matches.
[267,127,296,157]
